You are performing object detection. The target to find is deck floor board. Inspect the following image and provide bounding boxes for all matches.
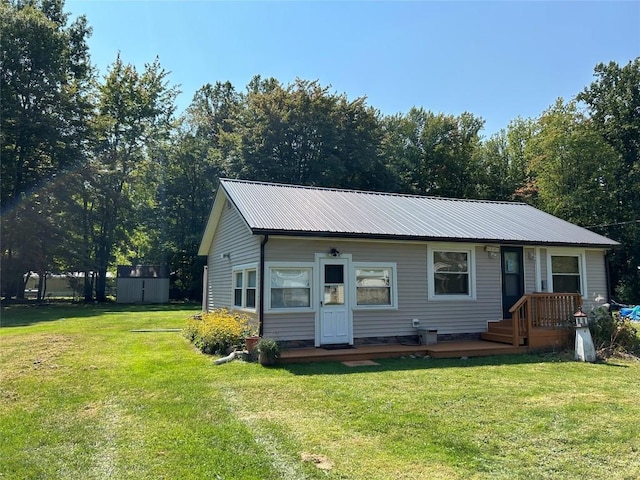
[279,341,528,363]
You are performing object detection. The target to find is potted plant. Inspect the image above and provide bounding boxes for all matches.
[257,337,280,366]
[245,335,260,352]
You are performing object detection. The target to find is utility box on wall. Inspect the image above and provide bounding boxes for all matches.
[418,328,438,345]
[116,265,170,304]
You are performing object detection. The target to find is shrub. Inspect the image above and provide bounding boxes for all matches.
[183,309,252,355]
[182,313,202,342]
[257,337,280,365]
[589,306,640,358]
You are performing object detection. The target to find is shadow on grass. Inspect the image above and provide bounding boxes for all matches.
[0,301,200,328]
[597,360,632,368]
[277,351,595,375]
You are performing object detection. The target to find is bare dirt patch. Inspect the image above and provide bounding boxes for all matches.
[0,388,19,401]
[300,452,334,471]
[342,360,380,367]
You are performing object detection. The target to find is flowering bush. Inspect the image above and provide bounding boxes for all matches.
[184,309,253,355]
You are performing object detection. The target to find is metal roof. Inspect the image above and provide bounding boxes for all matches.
[215,178,619,248]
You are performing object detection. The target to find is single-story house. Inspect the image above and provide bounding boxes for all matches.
[198,178,619,350]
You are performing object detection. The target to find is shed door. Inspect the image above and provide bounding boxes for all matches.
[501,247,524,319]
[319,259,351,345]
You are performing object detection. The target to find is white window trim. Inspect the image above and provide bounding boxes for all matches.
[265,262,315,313]
[352,262,398,310]
[427,244,477,301]
[546,249,587,297]
[231,263,258,312]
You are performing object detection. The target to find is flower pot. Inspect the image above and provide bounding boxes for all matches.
[245,336,260,352]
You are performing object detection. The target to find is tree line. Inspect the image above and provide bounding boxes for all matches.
[2,0,639,303]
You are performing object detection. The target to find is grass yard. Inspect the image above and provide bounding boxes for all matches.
[1,304,639,480]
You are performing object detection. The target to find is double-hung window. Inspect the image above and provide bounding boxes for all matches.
[549,253,583,294]
[233,265,257,309]
[268,265,312,310]
[428,246,476,300]
[354,263,397,309]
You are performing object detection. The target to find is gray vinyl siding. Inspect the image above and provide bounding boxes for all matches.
[262,238,503,341]
[538,247,608,310]
[372,242,428,336]
[584,249,608,311]
[262,238,331,341]
[524,247,536,293]
[350,241,427,339]
[205,225,611,341]
[207,200,260,311]
[420,244,503,336]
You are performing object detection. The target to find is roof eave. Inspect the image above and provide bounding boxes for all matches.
[249,228,620,249]
[197,186,229,256]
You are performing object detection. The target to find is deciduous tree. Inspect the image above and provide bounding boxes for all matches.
[0,0,92,299]
[382,108,484,198]
[85,55,179,301]
[525,99,620,228]
[228,76,388,190]
[577,59,640,302]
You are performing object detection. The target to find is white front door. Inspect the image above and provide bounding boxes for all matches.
[319,258,351,345]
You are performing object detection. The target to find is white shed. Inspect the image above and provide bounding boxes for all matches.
[116,265,170,304]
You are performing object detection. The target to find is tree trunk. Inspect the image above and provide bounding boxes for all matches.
[6,268,28,300]
[96,267,107,302]
[94,213,113,302]
[81,194,94,303]
[2,254,20,299]
[16,271,28,300]
[83,270,93,302]
[37,273,45,301]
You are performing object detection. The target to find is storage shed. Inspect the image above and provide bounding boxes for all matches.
[116,265,170,304]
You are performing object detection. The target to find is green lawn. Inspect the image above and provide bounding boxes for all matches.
[1,304,639,480]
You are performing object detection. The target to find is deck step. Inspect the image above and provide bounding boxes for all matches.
[488,326,514,335]
[480,331,525,346]
[489,319,513,327]
[484,319,525,345]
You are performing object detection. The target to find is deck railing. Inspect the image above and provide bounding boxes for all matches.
[509,293,583,346]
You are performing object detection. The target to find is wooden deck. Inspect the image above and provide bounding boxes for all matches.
[279,340,528,364]
[278,295,578,364]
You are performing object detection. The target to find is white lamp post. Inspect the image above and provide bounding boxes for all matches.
[574,307,596,362]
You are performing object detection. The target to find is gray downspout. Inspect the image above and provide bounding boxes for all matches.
[259,235,269,337]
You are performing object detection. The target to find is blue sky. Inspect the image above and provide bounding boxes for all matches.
[66,1,639,137]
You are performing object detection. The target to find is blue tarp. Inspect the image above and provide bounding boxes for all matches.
[620,306,640,321]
